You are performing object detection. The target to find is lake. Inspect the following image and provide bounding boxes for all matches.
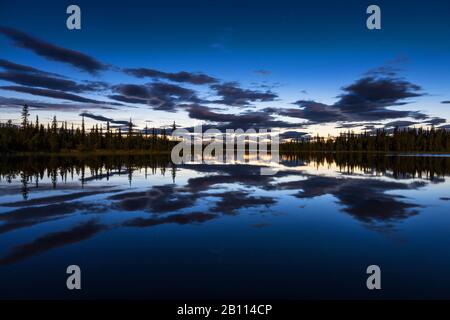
[1,153,450,299]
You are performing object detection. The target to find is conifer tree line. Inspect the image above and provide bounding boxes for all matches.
[0,105,177,153]
[1,105,449,153]
[281,127,450,153]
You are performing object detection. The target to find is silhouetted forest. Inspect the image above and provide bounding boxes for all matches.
[281,127,450,153]
[0,105,176,153]
[1,105,449,153]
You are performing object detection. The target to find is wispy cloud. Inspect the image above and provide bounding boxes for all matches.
[0,71,100,93]
[210,82,277,107]
[111,82,203,111]
[124,68,218,85]
[184,103,301,130]
[0,96,117,111]
[0,59,64,78]
[0,26,107,74]
[79,112,132,126]
[0,85,120,105]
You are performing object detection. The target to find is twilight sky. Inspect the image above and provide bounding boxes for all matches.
[0,0,449,136]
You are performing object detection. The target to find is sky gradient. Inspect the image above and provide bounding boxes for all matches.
[0,0,449,136]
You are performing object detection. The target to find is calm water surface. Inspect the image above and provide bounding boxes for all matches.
[1,154,450,299]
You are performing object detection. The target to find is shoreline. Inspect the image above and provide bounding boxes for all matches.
[280,150,450,155]
[1,150,450,157]
[0,150,173,157]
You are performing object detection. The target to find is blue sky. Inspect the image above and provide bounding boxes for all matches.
[0,0,449,135]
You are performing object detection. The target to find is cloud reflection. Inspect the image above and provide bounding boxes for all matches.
[0,155,445,264]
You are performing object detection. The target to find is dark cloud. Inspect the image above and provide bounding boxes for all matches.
[0,59,63,78]
[268,101,343,123]
[113,84,150,99]
[82,80,110,91]
[107,94,148,104]
[184,104,301,130]
[186,104,265,122]
[339,76,422,107]
[281,75,427,124]
[0,85,118,105]
[149,82,200,103]
[441,101,450,104]
[0,96,117,111]
[360,125,378,133]
[422,117,446,126]
[112,82,201,111]
[211,82,277,106]
[280,131,308,140]
[79,112,132,126]
[381,118,447,130]
[124,68,218,85]
[0,71,98,93]
[384,120,418,128]
[438,124,450,130]
[335,122,382,129]
[0,26,107,74]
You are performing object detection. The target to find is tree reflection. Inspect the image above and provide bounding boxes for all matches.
[0,153,449,201]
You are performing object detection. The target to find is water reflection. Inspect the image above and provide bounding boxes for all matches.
[0,153,450,297]
[0,220,108,266]
[276,176,424,231]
